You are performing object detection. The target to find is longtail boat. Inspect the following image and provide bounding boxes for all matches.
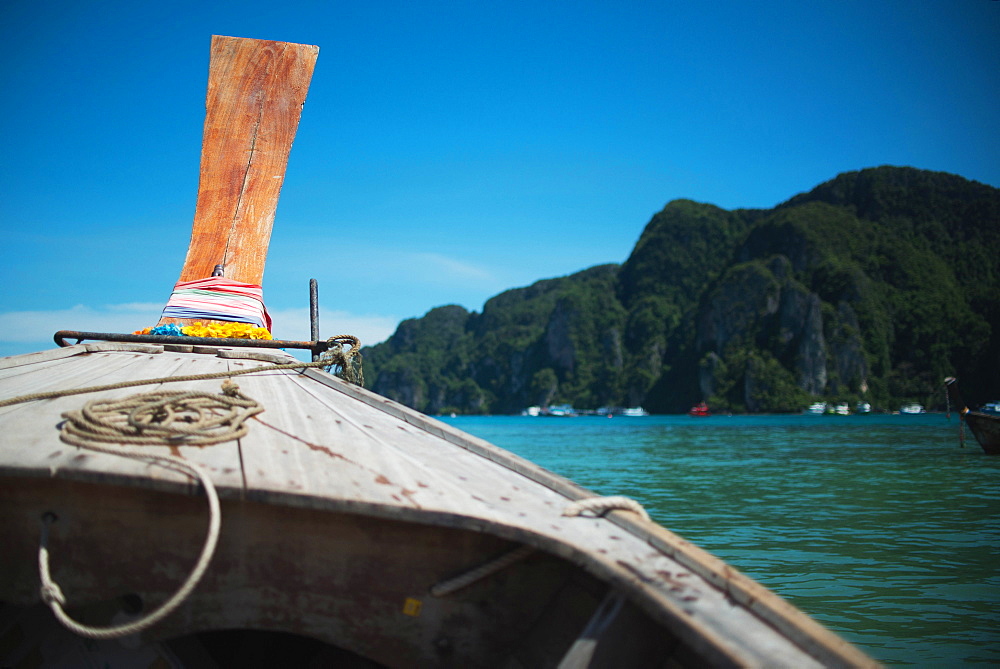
[0,36,878,667]
[944,377,1000,454]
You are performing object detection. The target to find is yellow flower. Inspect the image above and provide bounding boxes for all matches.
[135,322,272,340]
[181,322,272,340]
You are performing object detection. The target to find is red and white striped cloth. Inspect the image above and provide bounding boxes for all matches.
[160,277,272,330]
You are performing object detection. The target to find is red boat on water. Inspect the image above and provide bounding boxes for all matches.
[688,402,711,417]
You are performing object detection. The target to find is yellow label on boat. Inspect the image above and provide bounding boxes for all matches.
[402,597,422,617]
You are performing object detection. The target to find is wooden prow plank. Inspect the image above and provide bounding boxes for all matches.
[180,35,317,284]
[156,36,317,329]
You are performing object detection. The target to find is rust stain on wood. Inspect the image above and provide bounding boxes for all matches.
[400,488,420,507]
[253,416,350,462]
[304,442,347,461]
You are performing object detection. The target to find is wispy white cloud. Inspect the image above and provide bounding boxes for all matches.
[406,252,497,283]
[268,307,399,347]
[0,304,162,343]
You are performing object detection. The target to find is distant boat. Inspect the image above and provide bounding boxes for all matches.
[944,377,1000,454]
[596,407,649,417]
[688,402,710,417]
[899,403,925,414]
[522,405,541,416]
[805,402,827,415]
[542,403,577,417]
[856,401,872,414]
[834,403,850,415]
[981,401,1000,415]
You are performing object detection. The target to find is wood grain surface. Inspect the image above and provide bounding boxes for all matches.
[177,35,318,285]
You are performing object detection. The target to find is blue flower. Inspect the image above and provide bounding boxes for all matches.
[150,324,185,337]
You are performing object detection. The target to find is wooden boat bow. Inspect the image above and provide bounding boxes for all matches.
[180,35,317,285]
[0,36,880,668]
[158,35,318,328]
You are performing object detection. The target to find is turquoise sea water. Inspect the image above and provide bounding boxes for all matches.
[440,413,1000,667]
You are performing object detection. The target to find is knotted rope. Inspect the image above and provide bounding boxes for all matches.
[320,334,363,386]
[39,383,261,639]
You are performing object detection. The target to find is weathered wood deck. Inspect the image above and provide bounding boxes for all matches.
[0,344,876,667]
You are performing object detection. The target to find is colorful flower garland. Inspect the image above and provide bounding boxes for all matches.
[158,277,272,330]
[134,276,274,340]
[134,322,273,340]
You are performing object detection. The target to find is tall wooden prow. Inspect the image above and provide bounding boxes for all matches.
[157,35,318,327]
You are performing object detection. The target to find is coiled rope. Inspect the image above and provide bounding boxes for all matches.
[60,384,263,448]
[21,333,366,640]
[38,382,264,639]
[21,335,358,638]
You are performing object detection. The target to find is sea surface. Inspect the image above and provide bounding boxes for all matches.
[439,412,1000,667]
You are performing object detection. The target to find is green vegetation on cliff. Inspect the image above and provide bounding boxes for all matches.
[364,167,1000,414]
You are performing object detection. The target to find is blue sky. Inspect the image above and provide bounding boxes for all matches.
[2,0,998,358]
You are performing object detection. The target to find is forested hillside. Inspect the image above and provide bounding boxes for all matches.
[363,167,1000,414]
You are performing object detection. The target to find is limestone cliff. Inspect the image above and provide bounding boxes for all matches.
[364,167,1000,413]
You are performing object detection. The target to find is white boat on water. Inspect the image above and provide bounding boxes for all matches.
[900,403,926,414]
[805,402,827,415]
[541,404,577,417]
[0,36,876,668]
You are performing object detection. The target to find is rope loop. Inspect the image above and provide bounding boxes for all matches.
[38,448,221,640]
[38,386,239,639]
[563,495,651,521]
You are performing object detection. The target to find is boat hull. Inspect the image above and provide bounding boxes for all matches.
[0,343,877,667]
[943,377,1000,455]
[965,411,1000,454]
[1,477,681,667]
